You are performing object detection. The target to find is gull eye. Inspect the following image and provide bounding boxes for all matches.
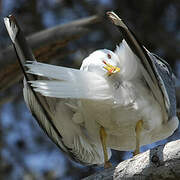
[107,53,111,59]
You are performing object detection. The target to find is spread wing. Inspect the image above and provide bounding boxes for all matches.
[25,61,112,100]
[107,11,169,122]
[4,15,112,165]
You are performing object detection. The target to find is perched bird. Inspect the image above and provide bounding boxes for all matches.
[4,12,179,168]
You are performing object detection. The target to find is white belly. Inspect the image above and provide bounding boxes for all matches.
[78,81,178,151]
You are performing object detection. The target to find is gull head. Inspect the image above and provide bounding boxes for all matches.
[80,49,120,77]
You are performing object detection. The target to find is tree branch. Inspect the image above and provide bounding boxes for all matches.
[83,140,180,180]
[0,15,102,92]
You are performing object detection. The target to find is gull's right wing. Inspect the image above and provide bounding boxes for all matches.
[4,15,75,158]
[4,15,108,165]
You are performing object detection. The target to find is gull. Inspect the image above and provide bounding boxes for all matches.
[4,12,179,168]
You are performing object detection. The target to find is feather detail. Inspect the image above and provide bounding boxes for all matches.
[26,61,112,100]
[115,40,140,81]
[23,80,68,153]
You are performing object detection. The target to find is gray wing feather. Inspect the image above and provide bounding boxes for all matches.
[4,15,107,165]
[23,80,69,153]
[148,53,176,118]
[107,11,170,122]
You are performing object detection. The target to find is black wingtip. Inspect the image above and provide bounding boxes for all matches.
[106,11,127,29]
[4,15,19,43]
[4,14,17,25]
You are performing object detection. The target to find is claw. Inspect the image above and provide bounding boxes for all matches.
[103,60,120,76]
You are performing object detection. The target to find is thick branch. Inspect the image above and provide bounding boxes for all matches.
[83,140,180,180]
[0,15,102,92]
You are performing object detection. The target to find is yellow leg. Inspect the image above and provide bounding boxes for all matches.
[100,126,112,168]
[133,120,143,156]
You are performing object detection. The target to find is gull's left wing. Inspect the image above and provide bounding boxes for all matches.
[4,15,76,159]
[107,11,173,122]
[4,15,111,165]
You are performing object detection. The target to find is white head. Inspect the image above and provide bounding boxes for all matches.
[80,40,140,81]
[80,49,120,76]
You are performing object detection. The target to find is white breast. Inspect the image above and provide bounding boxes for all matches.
[78,40,178,151]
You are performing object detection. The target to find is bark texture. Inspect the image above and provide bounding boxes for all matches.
[83,140,180,180]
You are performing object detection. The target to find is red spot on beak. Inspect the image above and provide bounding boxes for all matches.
[103,60,107,65]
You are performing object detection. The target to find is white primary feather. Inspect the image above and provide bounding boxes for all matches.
[26,61,112,100]
[26,61,88,81]
[29,80,111,100]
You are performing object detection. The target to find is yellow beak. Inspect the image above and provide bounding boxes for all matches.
[103,60,120,76]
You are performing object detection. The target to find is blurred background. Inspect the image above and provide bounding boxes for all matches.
[0,0,179,179]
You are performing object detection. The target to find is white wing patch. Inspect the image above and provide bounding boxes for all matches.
[26,61,112,100]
